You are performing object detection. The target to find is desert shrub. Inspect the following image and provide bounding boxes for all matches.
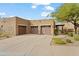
[0,32,4,37]
[54,29,58,35]
[58,30,63,34]
[53,38,66,45]
[63,29,68,34]
[66,39,72,43]
[0,32,10,38]
[67,32,73,37]
[74,34,79,41]
[63,29,74,36]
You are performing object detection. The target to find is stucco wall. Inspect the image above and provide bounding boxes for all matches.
[30,19,54,26]
[30,19,55,35]
[16,17,31,35]
[0,17,55,36]
[0,17,16,36]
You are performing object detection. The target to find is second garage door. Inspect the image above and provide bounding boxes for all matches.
[41,26,51,35]
[31,26,38,34]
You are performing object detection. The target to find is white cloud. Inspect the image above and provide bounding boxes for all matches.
[32,5,37,8]
[41,11,51,17]
[0,12,6,16]
[8,16,15,17]
[31,3,51,9]
[40,6,54,17]
[45,6,55,11]
[31,3,55,18]
[32,4,37,9]
[32,3,50,6]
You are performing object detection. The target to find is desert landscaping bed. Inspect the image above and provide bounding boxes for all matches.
[51,34,79,46]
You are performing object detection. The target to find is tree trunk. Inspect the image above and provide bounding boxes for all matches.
[74,23,77,34]
[74,25,77,34]
[73,18,78,34]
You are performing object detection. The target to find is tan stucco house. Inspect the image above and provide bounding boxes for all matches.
[0,16,55,36]
[0,16,77,37]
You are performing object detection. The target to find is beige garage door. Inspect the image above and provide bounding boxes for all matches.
[18,26,26,35]
[41,26,51,35]
[31,26,38,34]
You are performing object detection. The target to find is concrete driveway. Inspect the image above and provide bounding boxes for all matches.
[0,34,79,56]
[0,34,52,56]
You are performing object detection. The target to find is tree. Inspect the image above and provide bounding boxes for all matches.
[51,3,79,34]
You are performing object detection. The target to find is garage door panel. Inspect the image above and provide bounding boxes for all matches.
[41,26,51,35]
[18,26,26,35]
[31,26,38,34]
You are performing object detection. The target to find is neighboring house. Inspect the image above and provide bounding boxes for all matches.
[63,22,79,34]
[64,22,74,31]
[0,16,55,36]
[54,22,75,34]
[55,22,64,34]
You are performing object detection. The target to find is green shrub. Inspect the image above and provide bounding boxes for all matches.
[53,38,66,45]
[0,32,10,38]
[54,29,58,35]
[74,34,79,41]
[67,32,73,37]
[63,29,68,34]
[0,32,4,37]
[66,39,72,43]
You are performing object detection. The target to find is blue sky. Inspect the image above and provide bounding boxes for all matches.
[0,3,62,20]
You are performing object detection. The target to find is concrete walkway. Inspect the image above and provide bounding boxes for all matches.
[0,34,79,56]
